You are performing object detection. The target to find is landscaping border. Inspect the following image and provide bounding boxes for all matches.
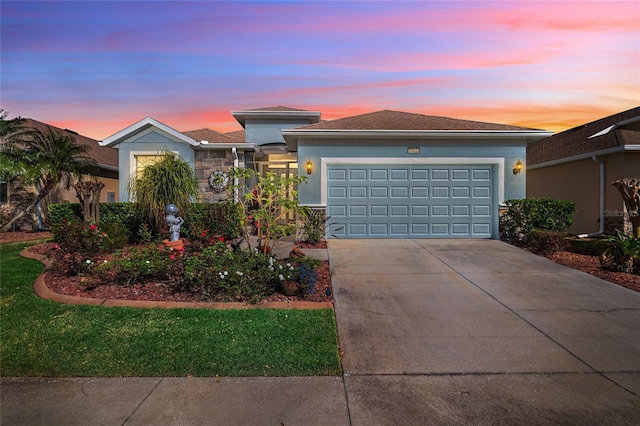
[20,248,334,310]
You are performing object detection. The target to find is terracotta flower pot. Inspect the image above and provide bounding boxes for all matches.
[279,280,299,296]
[163,239,184,256]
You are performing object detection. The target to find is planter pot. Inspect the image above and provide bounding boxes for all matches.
[163,239,184,255]
[279,280,300,296]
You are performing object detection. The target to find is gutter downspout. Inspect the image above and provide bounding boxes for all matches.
[578,155,605,238]
[232,147,239,203]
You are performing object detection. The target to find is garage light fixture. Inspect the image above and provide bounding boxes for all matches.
[407,147,420,154]
[306,159,313,175]
[513,159,523,174]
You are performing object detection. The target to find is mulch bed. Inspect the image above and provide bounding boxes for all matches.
[543,249,640,293]
[26,242,333,304]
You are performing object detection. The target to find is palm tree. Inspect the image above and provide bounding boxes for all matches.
[0,110,28,181]
[0,125,96,231]
[127,150,199,235]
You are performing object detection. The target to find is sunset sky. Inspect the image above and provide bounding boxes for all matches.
[1,1,638,140]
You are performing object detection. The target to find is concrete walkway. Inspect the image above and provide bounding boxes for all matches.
[2,239,640,425]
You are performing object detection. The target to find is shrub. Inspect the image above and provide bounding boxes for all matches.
[94,244,181,286]
[182,202,242,241]
[601,231,640,274]
[500,198,576,244]
[51,221,124,275]
[182,243,282,303]
[527,230,569,255]
[49,203,82,225]
[299,207,329,245]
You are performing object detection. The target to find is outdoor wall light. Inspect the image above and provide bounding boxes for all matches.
[513,159,523,174]
[306,159,313,175]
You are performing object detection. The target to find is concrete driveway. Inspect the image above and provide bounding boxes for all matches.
[330,239,640,425]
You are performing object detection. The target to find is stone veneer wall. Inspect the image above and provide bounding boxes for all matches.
[195,150,242,203]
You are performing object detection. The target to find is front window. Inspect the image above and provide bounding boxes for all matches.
[135,155,164,178]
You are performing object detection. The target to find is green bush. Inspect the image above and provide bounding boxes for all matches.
[527,230,569,255]
[50,202,241,243]
[182,243,282,303]
[51,221,129,275]
[601,231,640,274]
[182,202,242,241]
[500,198,576,244]
[94,244,182,286]
[49,203,82,225]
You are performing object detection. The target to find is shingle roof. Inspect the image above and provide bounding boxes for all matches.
[295,110,540,131]
[22,118,118,169]
[183,128,239,143]
[527,107,640,166]
[224,130,246,142]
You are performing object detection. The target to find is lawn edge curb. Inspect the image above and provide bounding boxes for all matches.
[20,247,334,310]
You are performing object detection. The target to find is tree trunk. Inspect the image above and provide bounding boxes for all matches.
[90,181,105,223]
[74,180,105,223]
[612,178,640,237]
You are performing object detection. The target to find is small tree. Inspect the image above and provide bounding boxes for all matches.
[74,180,105,223]
[612,178,640,237]
[127,151,199,235]
[224,167,306,253]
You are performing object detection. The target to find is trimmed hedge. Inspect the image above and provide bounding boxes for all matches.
[500,198,576,244]
[49,202,242,241]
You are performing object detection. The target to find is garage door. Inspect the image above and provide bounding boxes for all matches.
[326,164,494,238]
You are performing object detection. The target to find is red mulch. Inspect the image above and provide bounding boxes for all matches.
[543,249,640,293]
[1,231,52,243]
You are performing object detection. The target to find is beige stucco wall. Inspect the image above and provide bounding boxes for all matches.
[48,176,120,204]
[527,152,640,234]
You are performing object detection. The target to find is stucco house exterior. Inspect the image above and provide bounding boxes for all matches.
[1,118,119,231]
[101,106,550,239]
[527,107,640,235]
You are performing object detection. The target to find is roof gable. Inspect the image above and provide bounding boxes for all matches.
[100,117,196,147]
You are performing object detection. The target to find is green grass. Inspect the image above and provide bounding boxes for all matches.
[0,242,342,377]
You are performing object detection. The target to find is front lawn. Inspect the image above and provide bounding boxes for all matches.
[0,242,341,377]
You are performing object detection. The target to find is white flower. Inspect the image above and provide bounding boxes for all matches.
[236,271,244,276]
[103,260,108,263]
[85,259,92,264]
[279,274,284,281]
[224,271,228,276]
[146,260,150,264]
[279,265,283,270]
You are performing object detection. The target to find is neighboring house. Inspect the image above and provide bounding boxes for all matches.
[1,119,119,231]
[527,107,640,235]
[103,107,550,239]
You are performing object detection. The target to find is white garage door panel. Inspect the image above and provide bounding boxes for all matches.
[327,164,494,238]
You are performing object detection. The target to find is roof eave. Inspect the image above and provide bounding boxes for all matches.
[196,143,256,151]
[231,110,321,128]
[282,129,553,151]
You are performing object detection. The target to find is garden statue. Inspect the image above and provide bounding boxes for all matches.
[164,204,184,242]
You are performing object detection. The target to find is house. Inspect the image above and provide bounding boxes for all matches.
[527,107,640,235]
[1,118,119,231]
[102,107,551,239]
